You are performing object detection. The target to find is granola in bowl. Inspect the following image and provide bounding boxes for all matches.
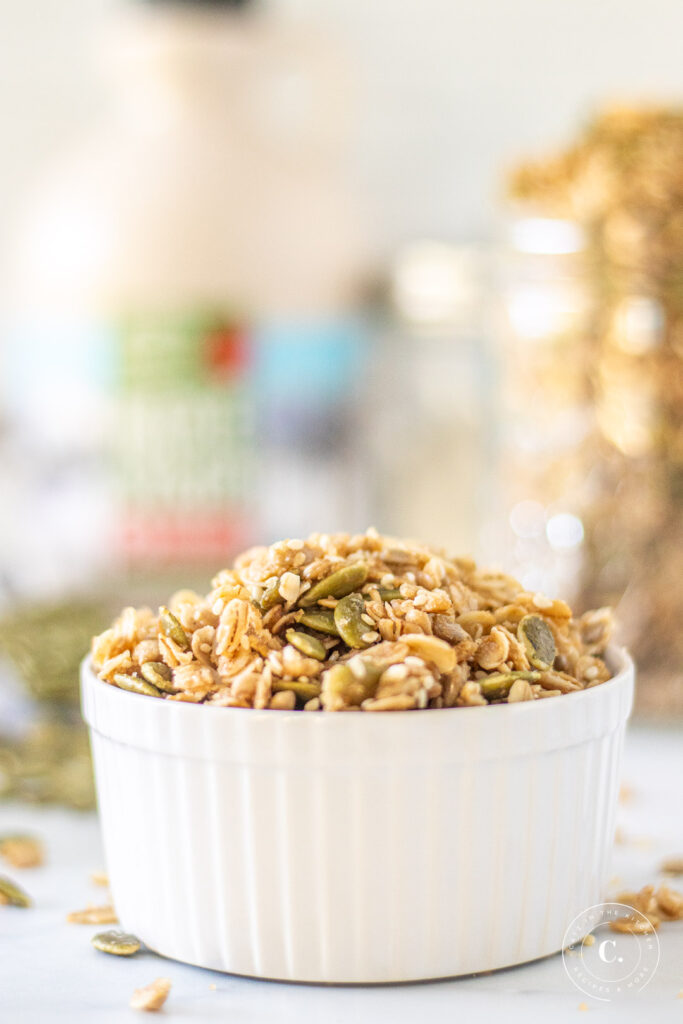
[91,529,614,711]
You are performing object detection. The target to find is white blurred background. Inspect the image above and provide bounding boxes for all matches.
[3,0,683,250]
[0,0,681,809]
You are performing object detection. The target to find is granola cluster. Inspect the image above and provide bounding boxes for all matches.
[91,530,614,711]
[610,884,683,933]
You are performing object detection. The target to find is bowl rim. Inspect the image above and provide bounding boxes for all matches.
[81,643,633,723]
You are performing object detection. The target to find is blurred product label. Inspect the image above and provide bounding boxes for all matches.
[114,311,254,563]
[253,318,369,539]
[3,310,255,579]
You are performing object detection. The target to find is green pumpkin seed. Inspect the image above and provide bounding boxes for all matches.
[480,670,540,699]
[334,593,372,649]
[347,655,384,690]
[91,930,141,956]
[321,663,374,709]
[375,587,403,602]
[112,673,161,698]
[159,606,190,650]
[323,659,382,708]
[298,607,340,636]
[518,614,556,670]
[140,662,177,693]
[0,875,31,907]
[285,629,326,661]
[260,581,282,611]
[299,563,368,607]
[272,679,322,702]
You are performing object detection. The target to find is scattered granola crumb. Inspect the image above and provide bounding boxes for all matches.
[67,904,118,925]
[209,984,216,991]
[130,978,171,1013]
[610,914,657,934]
[677,990,683,999]
[90,870,110,887]
[661,857,683,876]
[0,836,43,868]
[618,782,634,803]
[578,1003,589,1012]
[583,934,595,946]
[610,882,683,932]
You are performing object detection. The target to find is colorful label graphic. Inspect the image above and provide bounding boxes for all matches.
[4,310,255,570]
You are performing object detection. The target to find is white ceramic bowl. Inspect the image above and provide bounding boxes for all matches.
[81,647,633,983]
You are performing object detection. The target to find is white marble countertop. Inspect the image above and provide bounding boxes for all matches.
[1,724,681,1023]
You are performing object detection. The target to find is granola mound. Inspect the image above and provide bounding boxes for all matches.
[91,529,614,711]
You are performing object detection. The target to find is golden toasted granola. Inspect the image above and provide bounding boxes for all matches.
[91,530,614,711]
[0,836,43,869]
[67,904,118,925]
[130,978,171,1013]
[508,106,683,718]
[661,856,683,876]
[610,883,683,932]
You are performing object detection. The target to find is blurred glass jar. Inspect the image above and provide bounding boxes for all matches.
[504,107,683,718]
[369,242,496,556]
[495,214,594,599]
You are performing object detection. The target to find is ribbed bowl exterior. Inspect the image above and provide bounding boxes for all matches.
[81,648,633,983]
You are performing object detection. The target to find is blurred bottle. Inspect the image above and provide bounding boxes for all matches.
[0,0,369,806]
[370,242,496,556]
[1,0,368,601]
